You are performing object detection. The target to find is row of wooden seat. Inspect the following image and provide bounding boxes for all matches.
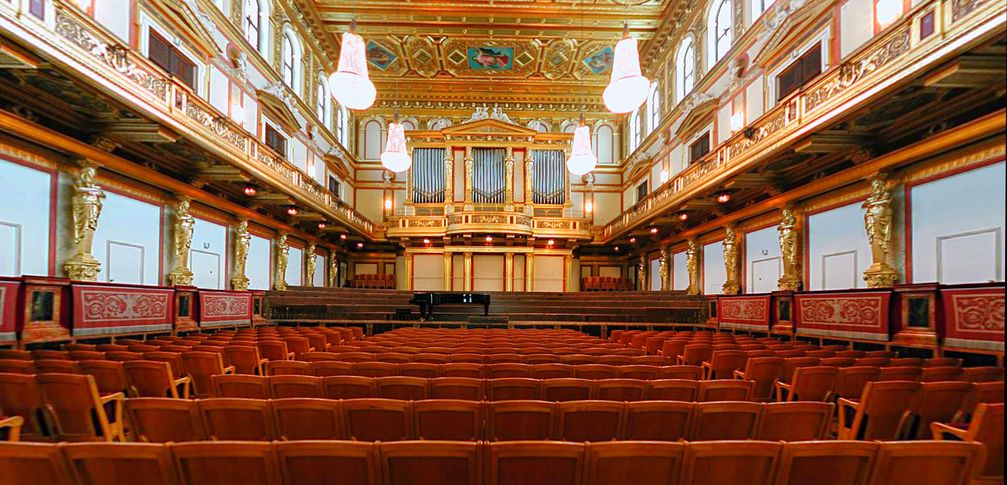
[581,276,634,291]
[350,273,396,288]
[0,439,988,485]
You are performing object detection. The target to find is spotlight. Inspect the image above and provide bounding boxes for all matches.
[650,227,659,235]
[317,222,327,230]
[547,239,555,246]
[716,193,731,204]
[243,186,257,196]
[340,234,348,240]
[484,235,493,243]
[384,199,393,210]
[422,238,431,245]
[629,237,637,244]
[678,212,689,221]
[286,206,299,216]
[356,242,364,249]
[614,246,620,252]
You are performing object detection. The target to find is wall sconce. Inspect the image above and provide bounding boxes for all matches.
[547,239,555,247]
[649,227,659,235]
[677,212,689,221]
[286,206,299,216]
[356,242,364,249]
[243,185,257,196]
[484,235,493,243]
[384,198,393,210]
[423,238,431,245]
[716,192,732,204]
[584,201,593,213]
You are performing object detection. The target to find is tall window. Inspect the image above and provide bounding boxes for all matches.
[676,37,695,102]
[689,131,711,164]
[264,124,287,155]
[647,82,661,135]
[628,109,641,153]
[751,0,774,24]
[709,0,733,67]
[315,75,328,122]
[243,0,261,51]
[281,32,298,91]
[335,105,349,146]
[776,44,822,101]
[148,30,196,90]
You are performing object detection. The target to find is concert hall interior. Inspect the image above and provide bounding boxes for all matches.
[0,0,1004,484]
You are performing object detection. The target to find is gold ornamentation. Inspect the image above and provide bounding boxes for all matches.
[443,154,454,204]
[659,247,669,290]
[274,234,289,291]
[686,238,701,295]
[230,219,251,290]
[722,225,741,295]
[64,165,105,281]
[328,256,339,288]
[778,207,802,291]
[167,198,195,286]
[863,175,899,287]
[637,255,647,290]
[305,243,317,287]
[803,28,911,113]
[464,155,474,204]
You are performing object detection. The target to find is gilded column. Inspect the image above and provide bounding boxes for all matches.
[526,252,535,292]
[64,164,105,281]
[166,197,195,286]
[525,158,535,214]
[777,207,802,291]
[722,225,741,295]
[863,175,899,287]
[504,253,514,291]
[659,247,669,291]
[504,147,515,206]
[443,251,453,290]
[463,147,474,205]
[637,255,647,290]
[304,243,317,287]
[230,218,251,290]
[274,234,289,291]
[404,253,413,291]
[686,237,701,295]
[328,255,339,287]
[443,152,454,213]
[463,252,473,291]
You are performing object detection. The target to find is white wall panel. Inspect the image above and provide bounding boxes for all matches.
[473,254,505,291]
[208,67,229,114]
[746,225,781,294]
[513,254,526,291]
[840,0,873,58]
[313,254,326,287]
[413,254,444,291]
[649,257,662,290]
[0,160,50,277]
[247,234,270,290]
[94,0,131,41]
[355,263,378,275]
[808,202,871,290]
[452,254,464,290]
[355,190,384,223]
[285,246,303,286]
[703,241,726,295]
[533,255,565,292]
[190,218,227,289]
[593,192,622,226]
[93,192,161,285]
[672,251,689,291]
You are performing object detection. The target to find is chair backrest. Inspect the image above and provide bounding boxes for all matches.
[754,402,834,441]
[680,344,714,366]
[212,375,270,399]
[341,398,411,442]
[270,398,343,441]
[531,364,574,379]
[399,363,440,378]
[585,441,684,485]
[778,357,820,385]
[689,401,762,441]
[962,403,1004,479]
[960,366,1005,383]
[353,362,398,378]
[574,364,618,380]
[0,442,74,485]
[623,401,693,441]
[595,379,648,401]
[125,398,204,443]
[920,366,963,382]
[0,373,50,439]
[311,361,354,377]
[181,352,226,397]
[441,363,483,378]
[169,441,281,485]
[879,366,923,382]
[322,376,376,399]
[923,357,963,368]
[63,441,178,485]
[488,363,532,378]
[647,379,701,401]
[680,441,781,485]
[257,341,292,362]
[376,376,429,401]
[846,381,922,440]
[488,378,541,401]
[866,441,982,485]
[788,366,839,402]
[412,399,483,441]
[198,398,275,441]
[265,360,312,376]
[124,360,178,399]
[699,380,754,402]
[616,365,661,380]
[742,357,785,401]
[35,373,112,441]
[380,441,480,485]
[555,400,624,442]
[268,375,322,398]
[275,441,378,485]
[774,441,878,485]
[430,377,484,401]
[905,381,974,440]
[659,365,703,380]
[486,400,555,441]
[34,359,79,374]
[706,350,745,379]
[833,366,882,400]
[488,441,584,485]
[222,346,264,375]
[541,379,594,402]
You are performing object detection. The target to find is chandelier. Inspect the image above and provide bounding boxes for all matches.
[381,110,411,172]
[328,20,376,111]
[602,24,650,114]
[566,114,597,175]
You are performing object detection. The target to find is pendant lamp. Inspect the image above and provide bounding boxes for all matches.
[381,110,411,172]
[602,24,650,114]
[566,114,597,175]
[329,20,376,111]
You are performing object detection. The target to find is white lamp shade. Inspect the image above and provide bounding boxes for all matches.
[603,36,650,114]
[381,122,411,172]
[566,124,597,175]
[329,31,376,111]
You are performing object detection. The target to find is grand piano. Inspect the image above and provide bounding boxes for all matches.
[409,292,491,320]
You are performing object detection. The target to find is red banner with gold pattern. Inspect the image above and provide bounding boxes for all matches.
[719,295,771,332]
[795,291,891,341]
[941,286,1004,351]
[198,291,252,328]
[0,280,18,344]
[71,284,174,336]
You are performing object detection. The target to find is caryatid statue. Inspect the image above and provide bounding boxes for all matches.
[274,234,289,291]
[686,238,701,295]
[64,164,105,281]
[862,175,899,287]
[230,219,251,290]
[167,197,195,286]
[305,243,317,287]
[722,225,741,295]
[777,207,802,291]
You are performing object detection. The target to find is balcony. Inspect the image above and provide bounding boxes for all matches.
[386,205,594,240]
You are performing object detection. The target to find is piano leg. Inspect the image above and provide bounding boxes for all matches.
[483,302,489,316]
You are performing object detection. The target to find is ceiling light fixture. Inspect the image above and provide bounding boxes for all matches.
[678,212,689,221]
[329,20,376,111]
[547,239,555,246]
[381,108,411,172]
[484,235,493,243]
[629,237,637,244]
[340,234,348,240]
[317,222,327,230]
[716,192,732,204]
[602,23,650,114]
[286,206,299,216]
[567,113,597,175]
[356,242,364,249]
[243,185,257,196]
[650,227,659,235]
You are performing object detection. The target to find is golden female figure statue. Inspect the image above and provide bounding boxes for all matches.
[637,255,647,290]
[305,243,317,287]
[230,219,251,290]
[167,198,195,286]
[659,247,669,290]
[686,238,701,295]
[64,165,105,281]
[328,255,339,288]
[274,234,289,291]
[722,225,741,295]
[862,175,899,287]
[777,207,802,291]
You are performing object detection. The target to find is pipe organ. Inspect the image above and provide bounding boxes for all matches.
[531,150,567,205]
[411,148,446,204]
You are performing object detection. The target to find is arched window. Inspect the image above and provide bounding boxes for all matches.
[750,0,774,24]
[708,0,733,68]
[243,0,268,54]
[628,109,641,153]
[560,120,578,134]
[594,123,615,164]
[315,74,329,123]
[647,82,661,134]
[281,31,301,93]
[362,119,384,160]
[676,37,695,102]
[334,105,349,146]
[400,119,417,131]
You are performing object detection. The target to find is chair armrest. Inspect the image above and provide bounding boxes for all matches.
[733,369,747,380]
[99,392,126,433]
[286,352,296,360]
[0,416,24,442]
[174,376,192,399]
[700,362,712,379]
[675,355,685,365]
[308,347,315,352]
[837,397,859,431]
[774,381,792,402]
[930,422,967,440]
[223,365,236,374]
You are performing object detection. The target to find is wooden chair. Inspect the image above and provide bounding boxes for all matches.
[623,401,693,441]
[268,375,322,398]
[310,361,354,377]
[680,441,781,485]
[574,364,618,380]
[689,401,762,441]
[488,441,584,485]
[585,441,684,485]
[777,366,838,402]
[777,357,821,387]
[595,379,648,401]
[353,362,398,378]
[341,398,411,442]
[0,349,31,360]
[212,374,270,399]
[264,360,311,376]
[62,442,177,485]
[879,366,924,381]
[0,442,74,485]
[488,363,532,378]
[698,380,754,402]
[257,341,295,362]
[375,376,429,400]
[659,340,688,361]
[67,350,105,361]
[866,441,983,485]
[923,357,963,368]
[198,398,275,441]
[379,441,480,485]
[32,350,69,360]
[615,365,661,380]
[559,354,596,366]
[821,357,857,367]
[677,344,714,366]
[932,403,1004,484]
[430,377,484,401]
[487,378,541,401]
[554,400,624,442]
[399,362,440,378]
[658,365,703,380]
[702,350,745,380]
[169,441,282,485]
[855,357,892,367]
[486,400,555,441]
[0,359,34,374]
[35,373,125,442]
[34,359,79,374]
[903,381,974,439]
[754,402,834,441]
[124,360,191,399]
[733,357,784,402]
[0,372,51,440]
[920,366,964,382]
[954,381,1004,422]
[222,346,268,375]
[646,379,701,401]
[440,363,483,378]
[531,364,574,379]
[960,366,1005,383]
[773,441,878,485]
[275,441,378,485]
[838,381,921,440]
[889,357,924,366]
[270,397,344,441]
[830,366,882,402]
[322,376,377,399]
[104,351,144,362]
[541,378,594,402]
[0,416,24,442]
[125,398,204,443]
[411,399,483,441]
[181,352,235,397]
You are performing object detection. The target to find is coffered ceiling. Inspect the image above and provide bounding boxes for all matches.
[309,0,673,115]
